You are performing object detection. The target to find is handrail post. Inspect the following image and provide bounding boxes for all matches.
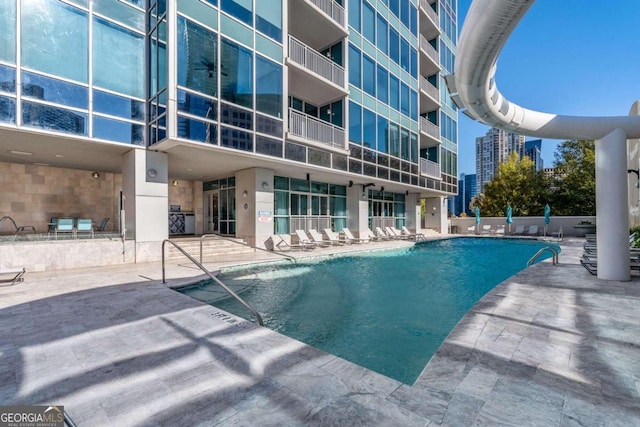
[162,240,167,284]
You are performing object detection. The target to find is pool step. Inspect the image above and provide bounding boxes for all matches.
[166,237,256,260]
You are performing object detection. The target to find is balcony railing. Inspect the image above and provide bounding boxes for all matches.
[289,108,345,149]
[420,158,441,180]
[419,35,439,64]
[420,76,439,102]
[420,0,438,25]
[289,36,345,88]
[420,116,440,141]
[309,0,345,27]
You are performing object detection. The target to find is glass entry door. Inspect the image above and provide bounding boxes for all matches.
[204,190,219,234]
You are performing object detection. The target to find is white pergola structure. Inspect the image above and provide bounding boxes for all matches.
[446,0,640,281]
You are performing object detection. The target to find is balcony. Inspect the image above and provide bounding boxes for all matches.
[419,35,440,75]
[420,75,440,112]
[287,36,348,106]
[287,108,346,151]
[419,0,440,39]
[289,0,347,49]
[420,116,440,145]
[420,157,441,180]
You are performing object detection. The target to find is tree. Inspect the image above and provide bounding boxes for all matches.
[548,140,595,215]
[475,152,550,216]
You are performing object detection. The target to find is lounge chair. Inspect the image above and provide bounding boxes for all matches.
[467,225,477,234]
[402,226,426,241]
[273,234,313,251]
[0,267,26,285]
[295,229,325,247]
[55,218,75,239]
[307,229,332,246]
[526,225,539,236]
[97,217,110,232]
[341,228,367,244]
[76,218,94,238]
[383,226,403,239]
[480,224,492,234]
[495,225,505,236]
[512,224,525,235]
[366,228,385,241]
[321,228,347,245]
[374,227,392,240]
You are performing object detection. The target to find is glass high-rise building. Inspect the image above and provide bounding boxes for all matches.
[0,0,457,256]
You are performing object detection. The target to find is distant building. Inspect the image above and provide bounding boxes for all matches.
[453,173,477,216]
[524,139,544,171]
[475,127,525,192]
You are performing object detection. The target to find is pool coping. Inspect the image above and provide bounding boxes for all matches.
[1,236,639,425]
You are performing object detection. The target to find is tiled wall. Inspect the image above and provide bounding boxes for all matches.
[0,162,121,233]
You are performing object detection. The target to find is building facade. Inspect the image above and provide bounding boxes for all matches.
[524,139,543,171]
[0,0,457,259]
[452,172,476,216]
[475,127,524,193]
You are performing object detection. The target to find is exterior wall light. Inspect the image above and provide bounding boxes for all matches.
[91,172,100,179]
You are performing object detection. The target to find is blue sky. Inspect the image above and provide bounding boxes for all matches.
[456,0,640,175]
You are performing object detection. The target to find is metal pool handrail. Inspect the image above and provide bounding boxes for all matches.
[199,233,296,264]
[162,239,264,326]
[527,246,559,267]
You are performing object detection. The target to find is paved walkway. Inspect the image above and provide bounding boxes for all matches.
[1,237,639,426]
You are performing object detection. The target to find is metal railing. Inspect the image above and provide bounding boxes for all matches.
[199,234,296,264]
[309,0,345,27]
[527,246,559,267]
[289,109,346,149]
[420,76,440,102]
[288,36,345,87]
[161,239,264,326]
[420,0,438,25]
[290,216,331,234]
[419,35,439,64]
[371,217,398,229]
[420,116,440,140]
[420,157,441,179]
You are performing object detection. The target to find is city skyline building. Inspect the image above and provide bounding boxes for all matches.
[524,138,543,171]
[452,172,476,216]
[0,0,457,264]
[475,127,524,193]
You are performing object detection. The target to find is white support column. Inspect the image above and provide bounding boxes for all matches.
[347,184,369,238]
[235,168,275,249]
[596,128,630,281]
[405,193,422,233]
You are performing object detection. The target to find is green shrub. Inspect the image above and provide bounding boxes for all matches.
[631,226,640,248]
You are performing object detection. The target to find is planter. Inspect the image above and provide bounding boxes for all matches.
[574,224,596,237]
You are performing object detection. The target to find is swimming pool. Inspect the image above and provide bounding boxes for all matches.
[178,237,557,384]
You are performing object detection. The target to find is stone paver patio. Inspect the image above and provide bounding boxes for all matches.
[1,237,639,426]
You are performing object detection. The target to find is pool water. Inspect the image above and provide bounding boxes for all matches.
[179,237,557,384]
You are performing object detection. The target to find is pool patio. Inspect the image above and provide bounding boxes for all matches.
[1,237,639,425]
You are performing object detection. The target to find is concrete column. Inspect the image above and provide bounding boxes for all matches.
[627,101,640,228]
[121,149,169,262]
[424,196,446,232]
[347,184,369,237]
[596,128,630,281]
[405,193,422,232]
[235,168,275,248]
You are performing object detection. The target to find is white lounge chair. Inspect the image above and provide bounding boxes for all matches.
[0,267,26,285]
[467,225,477,234]
[295,229,324,247]
[495,225,505,236]
[273,234,313,251]
[401,226,426,241]
[341,228,367,243]
[512,224,525,235]
[375,227,392,240]
[321,228,346,245]
[366,228,385,241]
[308,229,332,246]
[480,224,492,234]
[526,225,539,236]
[384,226,403,239]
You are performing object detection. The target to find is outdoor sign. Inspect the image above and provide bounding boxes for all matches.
[258,210,272,223]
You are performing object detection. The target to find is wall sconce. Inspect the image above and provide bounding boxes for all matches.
[172,180,179,186]
[348,180,353,188]
[262,181,269,190]
[242,190,248,197]
[147,168,158,178]
[405,190,409,196]
[432,206,437,216]
[91,172,100,179]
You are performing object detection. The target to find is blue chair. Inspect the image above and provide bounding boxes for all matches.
[76,218,94,238]
[96,217,110,232]
[55,218,75,239]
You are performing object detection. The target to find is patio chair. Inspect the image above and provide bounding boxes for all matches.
[366,228,385,241]
[295,229,324,247]
[55,218,75,239]
[273,234,314,251]
[97,217,110,232]
[511,224,525,235]
[76,218,94,238]
[467,225,477,234]
[385,226,404,239]
[480,224,492,234]
[47,217,58,236]
[374,227,392,240]
[308,229,332,246]
[495,225,506,236]
[341,228,367,244]
[0,267,26,286]
[401,226,426,241]
[526,225,539,236]
[321,228,349,245]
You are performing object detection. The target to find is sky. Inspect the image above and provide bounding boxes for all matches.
[455,0,640,175]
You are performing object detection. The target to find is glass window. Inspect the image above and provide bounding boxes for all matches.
[348,101,362,144]
[348,44,361,88]
[362,1,375,44]
[256,0,282,42]
[0,96,16,124]
[150,33,167,97]
[0,0,16,63]
[0,65,15,94]
[177,116,215,143]
[256,55,282,118]
[93,0,145,31]
[221,102,252,129]
[362,108,376,150]
[22,71,88,110]
[390,75,399,110]
[410,48,417,78]
[256,135,283,158]
[377,116,388,154]
[400,82,409,116]
[410,132,418,163]
[400,0,409,28]
[177,89,216,121]
[221,0,252,25]
[256,113,283,136]
[363,55,375,96]
[389,0,399,17]
[376,14,388,55]
[93,17,144,98]
[410,5,417,36]
[22,101,87,135]
[400,38,409,72]
[389,122,400,157]
[400,128,409,160]
[410,89,418,121]
[376,65,388,103]
[178,17,217,97]
[21,0,88,83]
[93,116,144,145]
[221,126,253,152]
[348,0,361,32]
[389,28,399,64]
[95,90,144,121]
[221,38,253,109]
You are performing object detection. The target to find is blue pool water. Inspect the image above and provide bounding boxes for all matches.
[179,237,557,384]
